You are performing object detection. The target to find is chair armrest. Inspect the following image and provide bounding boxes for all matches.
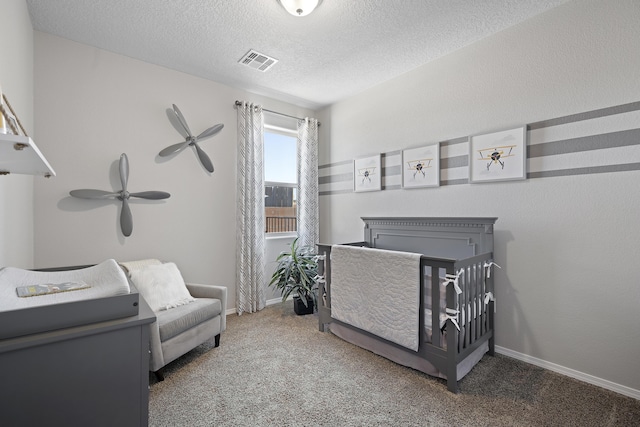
[185,283,227,331]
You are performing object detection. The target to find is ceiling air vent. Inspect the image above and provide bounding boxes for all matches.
[239,49,278,72]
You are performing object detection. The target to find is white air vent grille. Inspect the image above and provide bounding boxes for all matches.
[239,49,278,72]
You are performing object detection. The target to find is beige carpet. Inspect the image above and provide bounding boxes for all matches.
[148,302,640,426]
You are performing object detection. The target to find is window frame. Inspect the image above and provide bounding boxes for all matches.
[264,123,298,238]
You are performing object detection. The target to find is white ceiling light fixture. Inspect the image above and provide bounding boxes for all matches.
[278,0,321,17]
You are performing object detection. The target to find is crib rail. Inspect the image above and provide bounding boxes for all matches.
[450,253,495,355]
[316,243,335,332]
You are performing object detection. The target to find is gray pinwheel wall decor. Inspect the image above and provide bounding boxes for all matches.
[159,104,224,173]
[70,153,170,237]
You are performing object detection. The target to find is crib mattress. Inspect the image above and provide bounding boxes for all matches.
[0,259,138,339]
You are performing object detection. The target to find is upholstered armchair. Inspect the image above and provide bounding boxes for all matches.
[120,259,227,381]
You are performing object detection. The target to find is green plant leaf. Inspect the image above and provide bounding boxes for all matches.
[268,237,319,307]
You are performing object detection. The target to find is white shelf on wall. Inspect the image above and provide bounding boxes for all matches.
[0,133,55,177]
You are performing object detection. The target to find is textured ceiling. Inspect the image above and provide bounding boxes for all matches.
[26,0,568,110]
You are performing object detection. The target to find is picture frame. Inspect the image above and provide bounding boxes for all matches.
[469,126,527,183]
[401,143,440,188]
[353,154,381,192]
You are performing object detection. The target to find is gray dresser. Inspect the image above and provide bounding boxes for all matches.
[0,298,156,426]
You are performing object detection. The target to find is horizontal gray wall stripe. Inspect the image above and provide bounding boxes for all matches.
[441,154,468,169]
[319,127,639,186]
[528,128,640,158]
[319,189,353,196]
[318,102,640,170]
[319,163,640,195]
[440,136,469,147]
[382,184,401,191]
[528,101,640,130]
[382,150,401,158]
[317,100,640,196]
[528,162,640,179]
[382,165,401,176]
[319,173,352,184]
[319,159,352,169]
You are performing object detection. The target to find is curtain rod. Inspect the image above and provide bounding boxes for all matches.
[234,100,320,126]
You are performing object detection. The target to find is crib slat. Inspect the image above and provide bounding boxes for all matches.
[431,266,441,347]
[474,261,482,343]
[445,264,458,359]
[467,265,472,347]
[474,262,481,344]
[471,264,476,344]
[468,264,474,346]
[480,259,487,336]
[462,266,470,350]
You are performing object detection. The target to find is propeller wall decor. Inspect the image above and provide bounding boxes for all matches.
[70,153,170,237]
[159,104,224,173]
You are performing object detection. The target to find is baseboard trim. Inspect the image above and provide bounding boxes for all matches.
[226,297,287,316]
[266,297,284,306]
[495,346,640,400]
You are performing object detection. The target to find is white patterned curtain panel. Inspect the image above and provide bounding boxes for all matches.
[296,118,320,249]
[236,102,266,314]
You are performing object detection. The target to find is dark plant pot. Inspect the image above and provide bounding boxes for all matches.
[293,296,314,315]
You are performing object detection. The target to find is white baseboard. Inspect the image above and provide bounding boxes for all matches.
[266,296,285,306]
[495,346,640,400]
[225,297,287,316]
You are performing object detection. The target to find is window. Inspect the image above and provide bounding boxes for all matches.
[264,127,297,234]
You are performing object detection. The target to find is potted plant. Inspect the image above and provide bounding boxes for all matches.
[268,237,318,315]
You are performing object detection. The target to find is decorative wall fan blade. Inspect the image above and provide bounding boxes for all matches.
[194,143,214,173]
[70,153,170,237]
[160,104,224,173]
[172,104,192,137]
[159,141,190,157]
[69,189,119,199]
[120,197,133,237]
[119,153,129,191]
[196,124,224,141]
[130,191,171,200]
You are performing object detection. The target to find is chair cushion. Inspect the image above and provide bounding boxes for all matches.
[156,298,222,342]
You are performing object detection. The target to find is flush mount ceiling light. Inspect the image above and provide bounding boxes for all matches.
[278,0,321,17]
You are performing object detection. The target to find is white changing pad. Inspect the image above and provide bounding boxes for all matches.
[0,259,130,312]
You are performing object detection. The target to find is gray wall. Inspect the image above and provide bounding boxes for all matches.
[316,0,640,396]
[0,0,35,269]
[32,32,314,312]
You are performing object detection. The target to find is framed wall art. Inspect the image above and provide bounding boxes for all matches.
[469,126,527,183]
[402,143,440,188]
[353,154,381,192]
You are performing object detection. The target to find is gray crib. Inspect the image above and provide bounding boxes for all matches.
[316,217,498,393]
